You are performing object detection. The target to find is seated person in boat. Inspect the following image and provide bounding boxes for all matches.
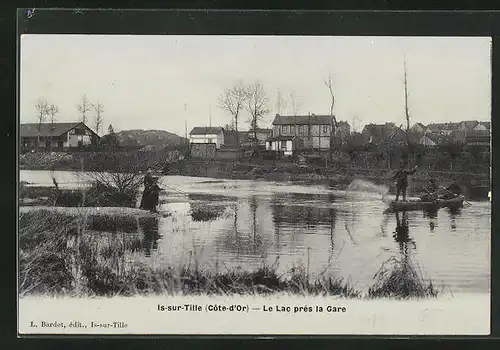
[391,164,418,201]
[420,179,440,202]
[441,183,461,200]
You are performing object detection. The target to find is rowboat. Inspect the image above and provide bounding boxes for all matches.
[386,195,465,212]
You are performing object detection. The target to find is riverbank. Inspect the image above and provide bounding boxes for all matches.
[19,207,439,299]
[20,151,490,199]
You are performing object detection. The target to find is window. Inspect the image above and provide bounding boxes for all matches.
[290,126,295,134]
[298,139,304,148]
[323,125,329,133]
[298,125,304,135]
[281,142,287,150]
[282,125,288,134]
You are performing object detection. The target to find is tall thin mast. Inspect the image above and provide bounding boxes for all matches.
[403,53,412,168]
[404,55,410,133]
[209,104,212,127]
[184,103,188,142]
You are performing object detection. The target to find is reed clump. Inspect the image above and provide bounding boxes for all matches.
[368,256,439,299]
[190,204,227,222]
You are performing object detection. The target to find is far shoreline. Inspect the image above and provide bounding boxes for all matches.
[20,161,491,200]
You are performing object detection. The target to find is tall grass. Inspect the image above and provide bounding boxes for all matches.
[368,255,439,299]
[19,209,363,298]
[19,209,439,299]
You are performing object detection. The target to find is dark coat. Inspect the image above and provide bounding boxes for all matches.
[392,167,417,187]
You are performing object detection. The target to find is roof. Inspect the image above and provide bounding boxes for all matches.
[20,122,90,138]
[420,135,438,144]
[476,121,491,130]
[272,114,333,125]
[460,120,479,130]
[362,123,400,135]
[426,122,461,132]
[189,126,224,135]
[248,128,272,133]
[267,136,296,142]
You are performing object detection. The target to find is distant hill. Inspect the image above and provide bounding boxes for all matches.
[114,129,186,148]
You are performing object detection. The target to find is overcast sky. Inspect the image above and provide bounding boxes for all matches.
[20,35,491,136]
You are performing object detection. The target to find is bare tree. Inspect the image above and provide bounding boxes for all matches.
[34,97,49,146]
[76,94,92,125]
[92,101,104,136]
[276,88,288,115]
[218,81,247,155]
[47,104,59,148]
[47,104,59,125]
[325,75,341,154]
[245,82,270,151]
[289,90,301,116]
[403,56,412,167]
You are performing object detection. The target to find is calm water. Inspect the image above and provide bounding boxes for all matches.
[20,170,491,294]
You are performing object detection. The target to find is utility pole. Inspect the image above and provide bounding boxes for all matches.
[209,104,212,128]
[403,53,411,168]
[184,103,188,147]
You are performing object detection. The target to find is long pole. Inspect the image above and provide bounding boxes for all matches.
[184,103,188,145]
[403,53,412,168]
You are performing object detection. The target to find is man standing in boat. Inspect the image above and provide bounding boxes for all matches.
[392,164,418,202]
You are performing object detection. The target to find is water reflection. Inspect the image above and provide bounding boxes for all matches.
[137,217,160,257]
[447,207,462,231]
[393,211,416,253]
[423,208,438,233]
[369,210,437,298]
[271,193,337,229]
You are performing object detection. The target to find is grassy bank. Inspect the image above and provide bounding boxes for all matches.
[19,208,439,299]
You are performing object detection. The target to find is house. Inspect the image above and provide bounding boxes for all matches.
[425,122,461,136]
[362,122,405,144]
[266,135,296,156]
[189,126,224,149]
[458,120,479,133]
[248,128,273,147]
[465,130,490,146]
[267,114,334,154]
[410,122,426,134]
[474,121,491,131]
[419,135,438,147]
[20,122,100,150]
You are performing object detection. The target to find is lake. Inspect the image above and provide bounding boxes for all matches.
[20,170,491,295]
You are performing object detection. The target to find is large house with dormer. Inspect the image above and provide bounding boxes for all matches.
[266,114,338,155]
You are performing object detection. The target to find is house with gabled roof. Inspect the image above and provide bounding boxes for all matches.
[410,122,426,134]
[20,122,100,150]
[266,113,335,155]
[361,122,404,144]
[474,121,491,131]
[189,126,225,149]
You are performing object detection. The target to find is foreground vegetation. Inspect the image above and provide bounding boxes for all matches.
[19,209,439,299]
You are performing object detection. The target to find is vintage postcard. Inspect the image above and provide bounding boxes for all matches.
[18,32,491,335]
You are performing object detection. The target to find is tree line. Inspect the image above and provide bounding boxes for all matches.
[34,94,106,136]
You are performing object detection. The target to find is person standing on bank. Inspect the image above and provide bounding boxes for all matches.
[140,169,154,210]
[391,164,418,202]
